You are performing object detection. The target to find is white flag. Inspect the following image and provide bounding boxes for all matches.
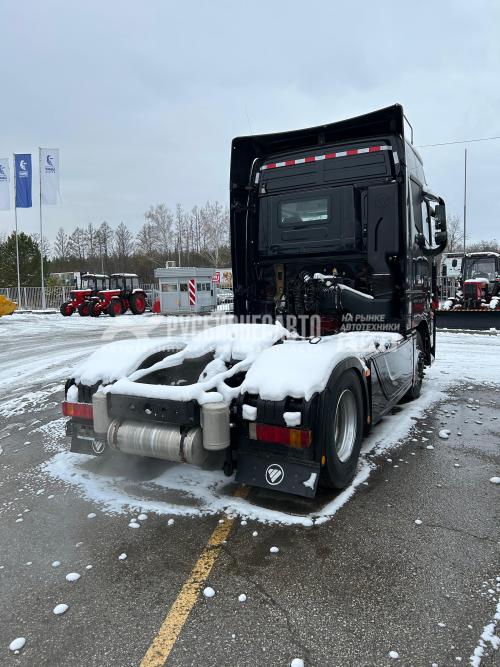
[40,148,59,205]
[0,157,10,210]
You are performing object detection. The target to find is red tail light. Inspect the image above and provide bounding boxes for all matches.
[62,401,93,421]
[249,422,312,449]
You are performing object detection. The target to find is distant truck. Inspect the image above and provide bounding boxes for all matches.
[62,105,447,498]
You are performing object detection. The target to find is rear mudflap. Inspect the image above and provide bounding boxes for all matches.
[236,450,320,498]
[66,419,107,456]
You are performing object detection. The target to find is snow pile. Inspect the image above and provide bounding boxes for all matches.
[105,323,288,405]
[9,637,26,652]
[284,411,301,427]
[72,338,186,387]
[53,604,68,615]
[242,332,401,401]
[470,599,500,666]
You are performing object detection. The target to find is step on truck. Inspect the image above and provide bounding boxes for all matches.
[62,104,447,497]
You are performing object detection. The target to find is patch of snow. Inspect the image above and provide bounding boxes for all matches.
[242,332,401,401]
[242,404,257,421]
[53,603,68,615]
[489,477,500,484]
[167,518,175,526]
[291,659,305,667]
[72,338,186,387]
[128,521,140,529]
[388,650,399,659]
[238,593,247,602]
[137,513,148,521]
[66,384,78,403]
[303,473,317,490]
[9,637,26,652]
[426,445,434,450]
[415,519,423,525]
[85,565,93,570]
[270,546,279,554]
[439,429,451,439]
[52,560,61,567]
[283,411,301,427]
[87,512,96,519]
[65,572,80,582]
[252,531,258,537]
[203,586,215,598]
[118,553,127,560]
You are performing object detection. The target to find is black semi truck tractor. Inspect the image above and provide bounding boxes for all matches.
[62,104,447,498]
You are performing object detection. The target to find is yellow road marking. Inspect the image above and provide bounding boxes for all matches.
[140,486,249,667]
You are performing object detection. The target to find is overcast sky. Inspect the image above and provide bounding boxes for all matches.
[1,0,499,245]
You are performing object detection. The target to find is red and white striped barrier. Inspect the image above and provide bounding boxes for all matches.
[188,279,196,306]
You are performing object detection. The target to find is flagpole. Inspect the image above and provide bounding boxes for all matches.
[13,154,22,310]
[38,148,46,309]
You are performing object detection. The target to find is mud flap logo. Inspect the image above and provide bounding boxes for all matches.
[265,464,284,486]
[92,440,106,455]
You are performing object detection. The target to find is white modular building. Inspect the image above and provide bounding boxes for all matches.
[154,266,217,314]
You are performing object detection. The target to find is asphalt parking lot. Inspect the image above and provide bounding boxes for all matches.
[0,316,499,666]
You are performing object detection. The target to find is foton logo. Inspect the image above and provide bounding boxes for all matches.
[19,160,27,173]
[265,464,284,486]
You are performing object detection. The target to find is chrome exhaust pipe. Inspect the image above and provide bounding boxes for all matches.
[107,420,207,466]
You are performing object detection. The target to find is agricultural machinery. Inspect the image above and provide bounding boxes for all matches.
[59,274,109,316]
[88,273,147,317]
[437,251,500,329]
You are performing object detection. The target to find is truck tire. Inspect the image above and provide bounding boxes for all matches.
[107,299,123,317]
[404,331,424,401]
[89,301,101,317]
[319,369,364,490]
[130,292,146,315]
[78,302,90,317]
[60,301,74,316]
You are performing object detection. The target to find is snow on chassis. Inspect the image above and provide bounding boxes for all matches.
[62,105,447,498]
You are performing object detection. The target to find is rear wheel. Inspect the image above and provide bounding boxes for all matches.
[319,369,364,490]
[89,301,101,317]
[130,292,146,315]
[107,298,123,317]
[60,301,74,316]
[77,301,90,317]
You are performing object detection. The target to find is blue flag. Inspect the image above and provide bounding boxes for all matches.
[15,154,32,208]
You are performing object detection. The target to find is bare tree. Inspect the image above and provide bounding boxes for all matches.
[445,214,465,252]
[467,238,500,253]
[96,221,114,272]
[85,223,99,258]
[145,204,174,255]
[32,233,51,259]
[53,228,70,260]
[68,227,87,262]
[136,222,159,257]
[200,200,229,267]
[113,222,135,268]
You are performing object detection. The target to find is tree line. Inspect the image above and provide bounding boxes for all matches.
[48,201,230,282]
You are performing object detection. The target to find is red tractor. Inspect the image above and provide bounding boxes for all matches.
[88,273,147,317]
[60,274,109,317]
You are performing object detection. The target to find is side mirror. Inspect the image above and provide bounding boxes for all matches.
[422,193,447,256]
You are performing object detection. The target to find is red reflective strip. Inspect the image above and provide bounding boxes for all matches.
[261,145,388,171]
[62,401,93,421]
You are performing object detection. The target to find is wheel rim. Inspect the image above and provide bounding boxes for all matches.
[135,296,145,312]
[113,301,121,315]
[334,389,357,462]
